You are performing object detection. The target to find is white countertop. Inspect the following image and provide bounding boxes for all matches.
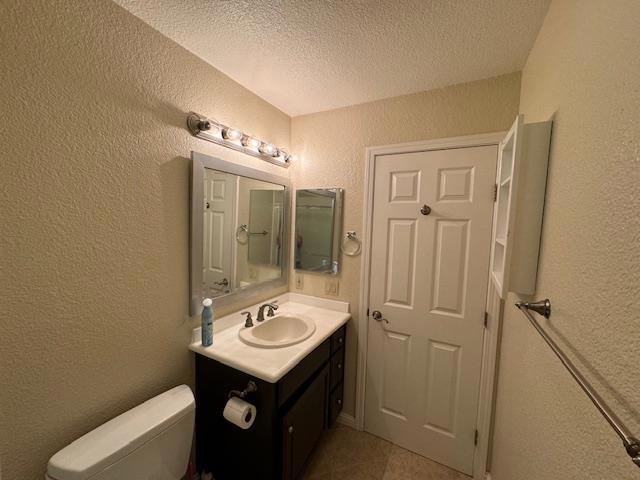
[189,293,350,383]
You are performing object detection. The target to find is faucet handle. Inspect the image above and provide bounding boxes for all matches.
[241,311,253,328]
[268,300,279,316]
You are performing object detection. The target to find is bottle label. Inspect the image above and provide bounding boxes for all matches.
[202,318,213,347]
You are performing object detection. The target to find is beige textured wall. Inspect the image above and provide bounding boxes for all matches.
[0,1,290,478]
[491,1,640,479]
[290,73,522,416]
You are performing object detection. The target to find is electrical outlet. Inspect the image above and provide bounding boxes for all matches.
[295,273,304,290]
[324,278,339,297]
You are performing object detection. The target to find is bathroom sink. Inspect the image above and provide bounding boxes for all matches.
[238,315,316,348]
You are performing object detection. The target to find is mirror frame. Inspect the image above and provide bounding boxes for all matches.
[190,151,290,315]
[294,188,344,275]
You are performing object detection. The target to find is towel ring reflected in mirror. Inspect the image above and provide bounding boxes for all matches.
[236,224,249,244]
[341,231,362,257]
[236,224,269,245]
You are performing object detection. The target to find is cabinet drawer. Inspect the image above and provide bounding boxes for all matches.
[329,349,344,390]
[330,325,346,354]
[328,383,343,427]
[278,339,330,407]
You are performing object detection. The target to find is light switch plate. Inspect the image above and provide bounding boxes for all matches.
[295,273,304,290]
[324,278,339,297]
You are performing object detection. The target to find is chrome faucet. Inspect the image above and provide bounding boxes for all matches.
[256,302,278,322]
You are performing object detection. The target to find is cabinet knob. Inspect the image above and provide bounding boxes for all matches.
[338,363,342,369]
[288,425,294,434]
[337,399,342,405]
[339,337,343,344]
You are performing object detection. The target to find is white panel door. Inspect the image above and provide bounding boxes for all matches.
[365,146,497,475]
[203,170,236,295]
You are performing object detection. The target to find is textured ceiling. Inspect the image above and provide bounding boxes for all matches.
[113,0,550,116]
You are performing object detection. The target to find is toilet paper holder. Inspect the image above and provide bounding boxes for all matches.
[228,380,258,400]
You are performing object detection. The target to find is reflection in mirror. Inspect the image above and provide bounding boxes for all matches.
[191,151,290,314]
[247,189,284,267]
[295,188,343,274]
[202,169,285,299]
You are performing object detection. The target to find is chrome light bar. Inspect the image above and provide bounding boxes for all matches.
[187,112,292,168]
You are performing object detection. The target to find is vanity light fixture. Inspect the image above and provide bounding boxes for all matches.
[187,112,292,168]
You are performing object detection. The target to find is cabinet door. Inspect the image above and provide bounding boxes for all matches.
[282,366,328,480]
[490,114,524,298]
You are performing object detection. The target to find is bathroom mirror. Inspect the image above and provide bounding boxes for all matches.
[295,188,343,274]
[191,151,290,314]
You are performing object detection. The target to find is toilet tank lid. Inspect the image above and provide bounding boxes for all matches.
[47,385,195,480]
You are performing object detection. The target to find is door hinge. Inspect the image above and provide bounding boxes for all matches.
[366,308,370,317]
[493,184,498,202]
[474,429,479,446]
[484,311,489,328]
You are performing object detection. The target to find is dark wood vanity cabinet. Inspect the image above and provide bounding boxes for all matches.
[195,325,346,480]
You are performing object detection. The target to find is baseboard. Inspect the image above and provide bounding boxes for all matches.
[336,412,356,429]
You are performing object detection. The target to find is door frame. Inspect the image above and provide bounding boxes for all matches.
[355,132,506,480]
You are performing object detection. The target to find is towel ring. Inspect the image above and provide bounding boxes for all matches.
[341,231,362,256]
[236,224,249,244]
[236,224,269,244]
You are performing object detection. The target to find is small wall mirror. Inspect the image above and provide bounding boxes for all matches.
[295,188,343,274]
[191,152,290,314]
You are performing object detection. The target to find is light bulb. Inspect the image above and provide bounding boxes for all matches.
[278,150,291,163]
[242,136,261,149]
[222,127,242,141]
[259,143,277,156]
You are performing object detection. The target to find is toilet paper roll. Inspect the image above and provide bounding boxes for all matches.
[223,397,257,430]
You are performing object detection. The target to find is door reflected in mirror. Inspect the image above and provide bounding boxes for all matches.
[295,188,343,274]
[202,169,285,298]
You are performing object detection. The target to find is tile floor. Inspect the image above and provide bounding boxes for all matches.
[302,424,469,480]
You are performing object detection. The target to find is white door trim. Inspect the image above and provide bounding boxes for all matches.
[355,131,506,480]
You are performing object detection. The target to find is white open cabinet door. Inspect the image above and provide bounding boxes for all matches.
[489,115,552,298]
[490,115,524,297]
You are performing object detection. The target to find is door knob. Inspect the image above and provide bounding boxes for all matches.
[420,205,431,216]
[371,310,389,324]
[214,278,229,287]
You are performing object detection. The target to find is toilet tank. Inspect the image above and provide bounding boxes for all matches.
[46,385,195,480]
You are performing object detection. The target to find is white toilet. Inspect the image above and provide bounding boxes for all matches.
[45,385,195,480]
